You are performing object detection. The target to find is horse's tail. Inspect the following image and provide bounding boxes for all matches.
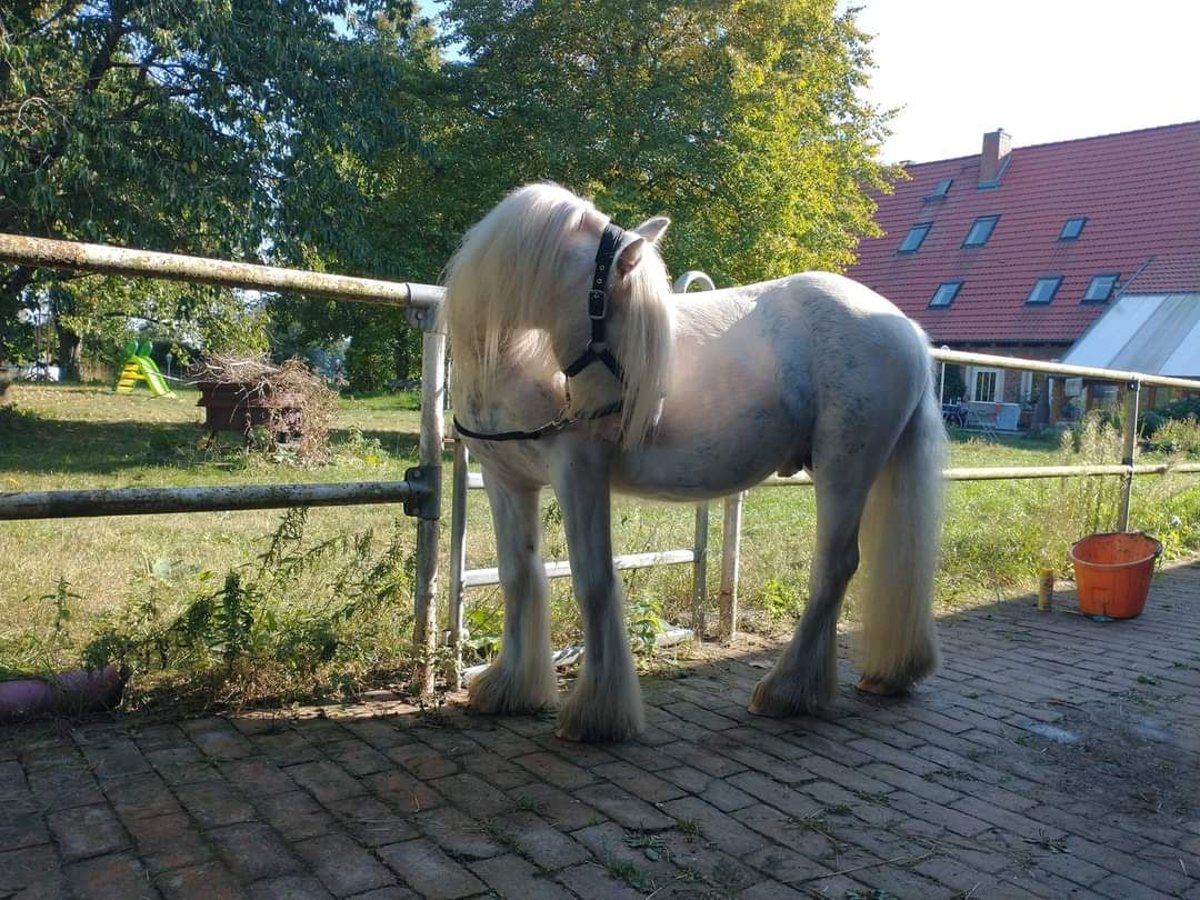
[857,374,946,689]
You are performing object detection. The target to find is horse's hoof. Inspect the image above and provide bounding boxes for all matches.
[553,724,626,743]
[553,705,644,743]
[554,720,643,743]
[467,664,558,716]
[747,676,825,718]
[856,675,912,696]
[554,701,644,743]
[747,680,784,717]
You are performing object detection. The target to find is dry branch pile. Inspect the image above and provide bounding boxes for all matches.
[191,355,338,463]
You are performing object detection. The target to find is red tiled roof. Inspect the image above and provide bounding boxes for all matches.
[846,121,1200,345]
[1125,254,1200,295]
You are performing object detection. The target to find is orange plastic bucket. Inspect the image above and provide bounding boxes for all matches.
[1069,532,1162,619]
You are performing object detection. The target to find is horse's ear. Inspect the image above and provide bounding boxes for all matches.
[633,216,670,245]
[617,217,669,277]
[616,237,646,277]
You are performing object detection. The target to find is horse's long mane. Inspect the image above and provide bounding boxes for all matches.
[440,183,674,448]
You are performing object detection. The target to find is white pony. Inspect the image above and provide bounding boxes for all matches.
[441,183,945,743]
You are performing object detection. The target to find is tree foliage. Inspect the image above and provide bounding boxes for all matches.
[288,0,898,383]
[426,0,896,285]
[0,0,435,373]
[2,0,896,382]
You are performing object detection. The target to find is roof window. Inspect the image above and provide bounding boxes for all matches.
[962,215,999,248]
[1026,276,1062,305]
[898,223,931,253]
[1083,273,1119,303]
[927,178,953,199]
[929,281,962,308]
[1060,217,1087,240]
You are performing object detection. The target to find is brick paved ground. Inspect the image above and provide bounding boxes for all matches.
[2,561,1198,899]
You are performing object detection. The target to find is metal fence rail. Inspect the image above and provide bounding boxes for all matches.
[460,549,699,590]
[764,462,1200,487]
[0,233,444,309]
[0,480,426,520]
[932,347,1200,391]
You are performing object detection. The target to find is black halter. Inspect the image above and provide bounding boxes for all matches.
[452,223,627,442]
[562,223,627,384]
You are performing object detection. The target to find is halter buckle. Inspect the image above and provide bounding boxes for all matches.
[587,289,608,319]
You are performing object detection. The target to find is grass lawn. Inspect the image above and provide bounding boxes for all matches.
[2,382,1198,704]
[1,385,420,612]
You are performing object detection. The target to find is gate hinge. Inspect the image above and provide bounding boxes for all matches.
[405,306,439,333]
[403,466,441,520]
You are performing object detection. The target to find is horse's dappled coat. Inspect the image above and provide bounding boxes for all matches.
[441,183,946,743]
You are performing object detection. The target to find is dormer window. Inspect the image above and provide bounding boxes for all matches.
[1060,217,1087,240]
[929,281,962,308]
[962,215,999,248]
[1026,276,1063,305]
[898,223,932,253]
[1083,273,1119,303]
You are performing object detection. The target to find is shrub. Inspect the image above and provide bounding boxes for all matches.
[1143,416,1200,456]
[1140,397,1200,438]
[1032,414,1125,574]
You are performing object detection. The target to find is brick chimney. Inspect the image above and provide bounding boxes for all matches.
[979,128,1011,187]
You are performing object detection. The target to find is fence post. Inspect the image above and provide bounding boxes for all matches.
[691,504,709,638]
[447,439,469,689]
[718,492,745,641]
[673,270,715,640]
[1117,379,1141,531]
[412,313,446,696]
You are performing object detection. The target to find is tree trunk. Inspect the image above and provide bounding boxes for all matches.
[55,322,83,382]
[395,328,420,382]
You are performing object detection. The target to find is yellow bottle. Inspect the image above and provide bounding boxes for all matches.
[1037,567,1055,611]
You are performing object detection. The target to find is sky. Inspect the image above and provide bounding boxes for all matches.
[851,1,1200,164]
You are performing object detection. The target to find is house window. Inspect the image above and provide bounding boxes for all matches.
[972,368,1000,403]
[1026,276,1063,305]
[928,281,962,308]
[1019,371,1034,404]
[1060,217,1087,240]
[928,178,953,198]
[898,223,931,253]
[1083,273,1119,303]
[962,215,999,247]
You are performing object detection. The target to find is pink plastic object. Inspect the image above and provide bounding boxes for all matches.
[0,664,128,721]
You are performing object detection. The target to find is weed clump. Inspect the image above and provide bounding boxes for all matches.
[1143,415,1200,456]
[3,508,420,714]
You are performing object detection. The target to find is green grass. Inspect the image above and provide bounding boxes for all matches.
[0,385,424,619]
[2,383,1199,708]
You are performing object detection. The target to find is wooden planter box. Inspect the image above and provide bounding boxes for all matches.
[195,381,303,438]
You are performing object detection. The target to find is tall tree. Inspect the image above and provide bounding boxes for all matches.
[425,0,897,285]
[0,0,435,376]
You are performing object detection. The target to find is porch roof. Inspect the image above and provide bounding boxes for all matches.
[1061,292,1200,377]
